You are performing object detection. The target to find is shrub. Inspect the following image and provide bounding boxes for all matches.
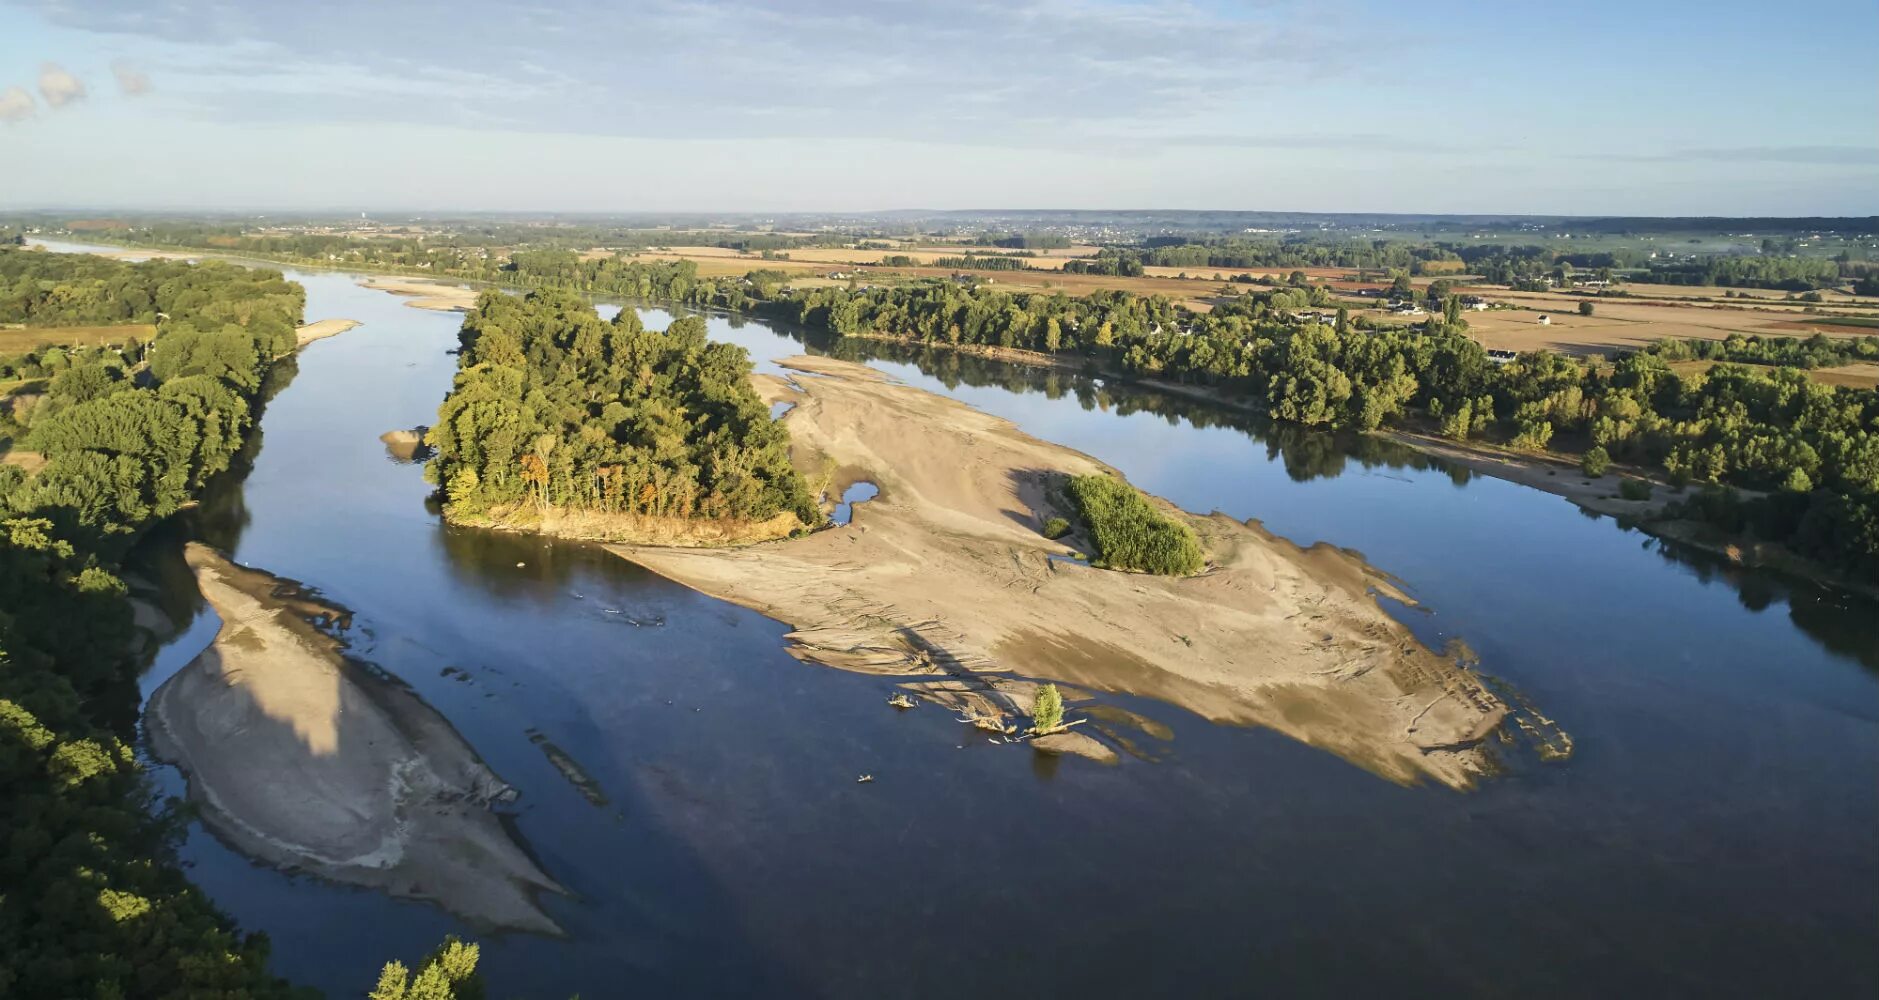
[1041,516,1070,540]
[1065,474,1204,575]
[1578,301,1595,316]
[1031,683,1064,734]
[1581,445,1611,478]
[1619,479,1653,502]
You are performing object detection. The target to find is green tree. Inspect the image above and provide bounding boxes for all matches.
[1582,445,1611,477]
[1031,683,1065,734]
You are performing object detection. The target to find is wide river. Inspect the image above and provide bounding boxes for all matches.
[49,245,1877,996]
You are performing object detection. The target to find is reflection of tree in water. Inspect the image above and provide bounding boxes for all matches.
[1646,534,1879,674]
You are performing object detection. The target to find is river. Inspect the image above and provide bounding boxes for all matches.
[42,243,1878,996]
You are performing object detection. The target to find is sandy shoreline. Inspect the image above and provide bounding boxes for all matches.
[145,543,566,933]
[1381,429,1667,518]
[360,275,479,312]
[294,317,361,347]
[613,357,1521,789]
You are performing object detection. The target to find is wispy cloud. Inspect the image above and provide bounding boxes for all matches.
[112,58,151,96]
[17,0,1356,144]
[0,86,34,123]
[1157,132,1499,155]
[1580,145,1877,166]
[37,61,86,108]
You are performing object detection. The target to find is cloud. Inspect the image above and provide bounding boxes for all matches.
[37,62,86,108]
[0,86,34,124]
[1156,132,1493,155]
[1580,145,1877,167]
[112,59,151,96]
[17,0,1354,144]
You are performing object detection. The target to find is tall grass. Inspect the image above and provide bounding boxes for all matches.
[1066,474,1204,576]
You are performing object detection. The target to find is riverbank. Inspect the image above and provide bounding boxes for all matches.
[360,275,480,312]
[446,503,805,547]
[613,357,1519,789]
[145,543,567,934]
[294,317,361,347]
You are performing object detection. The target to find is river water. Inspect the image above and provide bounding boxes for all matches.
[47,245,1875,996]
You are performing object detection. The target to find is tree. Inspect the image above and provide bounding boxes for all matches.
[1579,301,1595,317]
[1582,445,1611,478]
[369,938,483,1000]
[1031,683,1064,734]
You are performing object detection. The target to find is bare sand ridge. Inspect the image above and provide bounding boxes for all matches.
[145,543,566,933]
[614,358,1514,788]
[294,317,361,347]
[360,275,479,312]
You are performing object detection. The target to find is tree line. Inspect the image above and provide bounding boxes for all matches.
[0,248,314,998]
[428,289,819,532]
[765,278,1879,582]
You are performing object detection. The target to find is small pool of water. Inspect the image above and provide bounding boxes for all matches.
[829,481,879,526]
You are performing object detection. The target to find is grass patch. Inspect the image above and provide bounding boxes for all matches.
[1065,473,1204,576]
[0,323,157,353]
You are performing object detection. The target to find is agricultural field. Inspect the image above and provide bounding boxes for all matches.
[1405,300,1870,356]
[0,322,157,353]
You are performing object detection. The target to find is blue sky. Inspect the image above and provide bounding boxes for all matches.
[1,0,1873,215]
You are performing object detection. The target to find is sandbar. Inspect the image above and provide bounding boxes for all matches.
[614,357,1517,789]
[145,543,565,933]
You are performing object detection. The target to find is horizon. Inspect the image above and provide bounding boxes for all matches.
[3,0,1875,216]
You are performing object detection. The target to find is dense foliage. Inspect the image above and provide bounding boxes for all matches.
[783,277,1879,581]
[1066,473,1205,576]
[2,253,303,548]
[429,290,818,529]
[1131,238,1462,273]
[0,249,308,998]
[370,937,484,1000]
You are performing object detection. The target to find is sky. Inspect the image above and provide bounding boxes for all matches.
[1,0,1874,216]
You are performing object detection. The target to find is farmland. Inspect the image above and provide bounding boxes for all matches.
[0,322,157,353]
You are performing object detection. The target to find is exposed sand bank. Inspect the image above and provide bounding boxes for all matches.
[1382,430,1668,518]
[614,357,1518,789]
[360,276,479,313]
[295,317,361,347]
[380,426,432,463]
[145,543,566,933]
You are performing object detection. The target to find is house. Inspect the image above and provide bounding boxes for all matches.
[1486,349,1518,364]
[1536,314,1551,325]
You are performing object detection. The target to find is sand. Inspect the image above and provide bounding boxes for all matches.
[360,276,479,312]
[613,358,1514,789]
[294,318,361,347]
[1382,430,1669,518]
[380,426,431,463]
[145,543,566,934]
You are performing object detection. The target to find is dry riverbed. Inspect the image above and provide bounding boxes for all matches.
[145,543,566,933]
[615,357,1523,789]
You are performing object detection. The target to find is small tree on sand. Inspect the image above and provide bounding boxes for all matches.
[1031,683,1065,734]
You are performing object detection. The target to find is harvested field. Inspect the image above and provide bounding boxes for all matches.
[0,323,156,353]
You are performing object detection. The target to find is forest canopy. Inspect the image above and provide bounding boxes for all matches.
[0,247,309,998]
[428,290,819,535]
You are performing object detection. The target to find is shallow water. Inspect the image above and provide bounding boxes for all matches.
[40,244,1874,996]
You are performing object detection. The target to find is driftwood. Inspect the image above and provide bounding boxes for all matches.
[1022,718,1089,739]
[956,712,1016,735]
[886,693,916,710]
